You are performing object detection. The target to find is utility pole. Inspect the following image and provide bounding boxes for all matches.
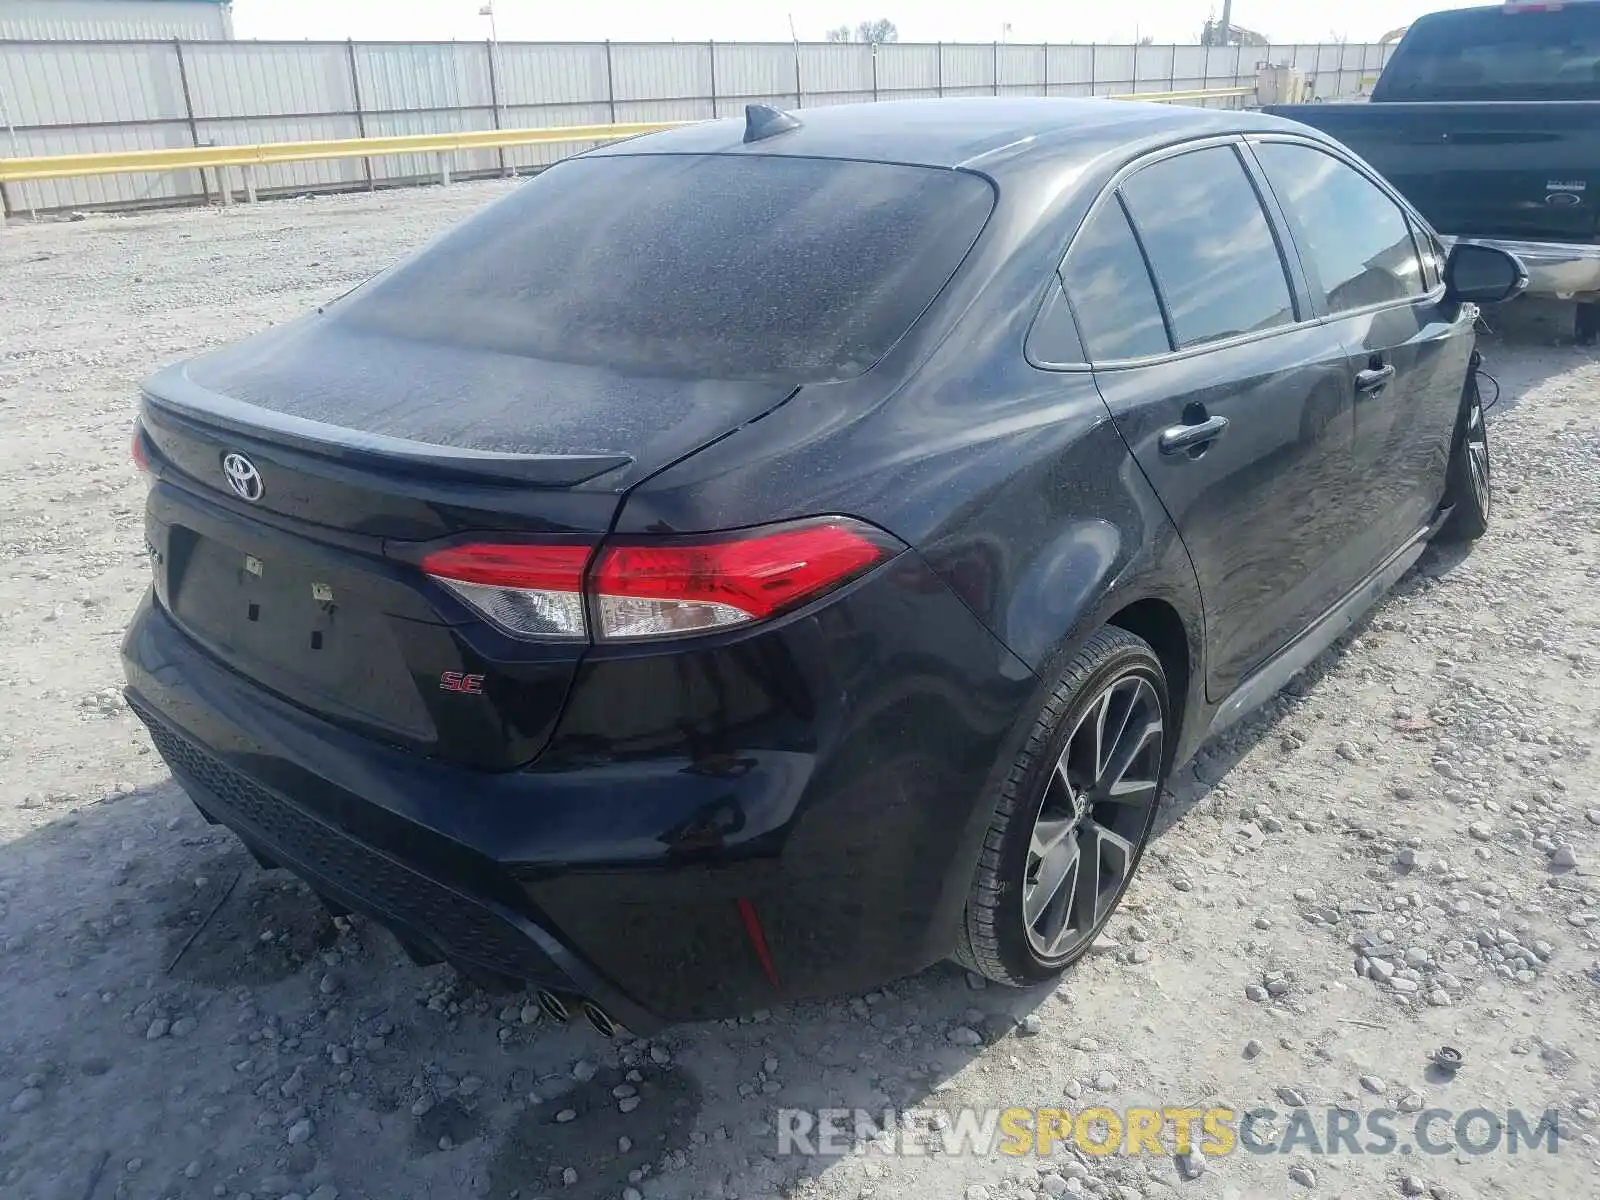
[1220,0,1234,42]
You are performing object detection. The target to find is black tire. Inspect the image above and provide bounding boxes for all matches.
[955,626,1170,986]
[1577,302,1600,347]
[1436,375,1490,544]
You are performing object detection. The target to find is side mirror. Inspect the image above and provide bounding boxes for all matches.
[1444,242,1529,304]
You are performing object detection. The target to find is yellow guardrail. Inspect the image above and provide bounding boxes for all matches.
[0,121,684,184]
[1109,86,1255,103]
[0,89,1257,190]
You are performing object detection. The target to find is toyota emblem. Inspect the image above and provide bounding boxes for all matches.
[222,452,264,502]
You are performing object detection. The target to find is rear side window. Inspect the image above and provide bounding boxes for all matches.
[1119,146,1297,350]
[1060,199,1170,362]
[1026,281,1086,366]
[1377,8,1600,101]
[337,154,995,383]
[1254,142,1427,315]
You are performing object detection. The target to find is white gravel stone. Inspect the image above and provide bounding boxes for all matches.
[8,1088,43,1114]
[1176,1149,1206,1180]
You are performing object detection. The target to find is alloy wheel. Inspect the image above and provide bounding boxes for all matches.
[1023,671,1164,958]
[1464,399,1490,517]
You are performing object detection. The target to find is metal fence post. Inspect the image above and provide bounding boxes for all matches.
[871,43,878,102]
[604,40,617,124]
[936,42,944,97]
[347,39,374,192]
[1089,43,1097,96]
[0,73,30,220]
[1041,42,1048,96]
[486,39,507,177]
[1169,45,1176,92]
[707,41,718,118]
[172,40,209,206]
[1132,39,1140,94]
[992,41,999,96]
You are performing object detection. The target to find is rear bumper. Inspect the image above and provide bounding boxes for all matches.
[1451,236,1600,301]
[123,550,1034,1024]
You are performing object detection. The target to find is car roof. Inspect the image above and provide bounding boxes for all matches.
[589,97,1312,175]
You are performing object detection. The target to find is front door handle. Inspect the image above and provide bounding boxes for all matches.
[1355,364,1397,396]
[1158,415,1230,456]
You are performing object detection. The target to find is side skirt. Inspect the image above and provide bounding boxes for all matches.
[1202,510,1449,745]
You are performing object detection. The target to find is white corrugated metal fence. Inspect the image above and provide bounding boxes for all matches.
[0,36,1396,215]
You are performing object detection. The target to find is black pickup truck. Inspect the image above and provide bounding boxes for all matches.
[1268,2,1600,340]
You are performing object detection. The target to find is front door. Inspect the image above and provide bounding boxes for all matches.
[1250,138,1478,577]
[1062,142,1370,702]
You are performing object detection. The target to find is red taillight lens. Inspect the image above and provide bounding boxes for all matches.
[419,518,901,643]
[421,542,592,640]
[131,424,151,473]
[592,518,899,641]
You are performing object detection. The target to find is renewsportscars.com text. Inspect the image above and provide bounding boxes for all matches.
[776,1106,1563,1159]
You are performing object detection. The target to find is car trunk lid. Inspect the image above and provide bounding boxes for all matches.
[138,319,799,771]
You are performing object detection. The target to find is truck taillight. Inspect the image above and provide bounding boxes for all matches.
[131,423,151,473]
[421,518,902,643]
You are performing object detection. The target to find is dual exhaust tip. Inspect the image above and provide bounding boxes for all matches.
[536,988,620,1038]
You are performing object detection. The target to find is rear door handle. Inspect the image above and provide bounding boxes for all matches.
[1158,415,1230,456]
[1355,365,1397,395]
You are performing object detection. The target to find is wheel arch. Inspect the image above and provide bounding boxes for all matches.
[1104,596,1193,768]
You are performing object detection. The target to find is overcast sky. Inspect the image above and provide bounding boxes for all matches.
[232,0,1454,46]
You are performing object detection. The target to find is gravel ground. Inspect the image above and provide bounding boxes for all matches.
[1,185,1597,1200]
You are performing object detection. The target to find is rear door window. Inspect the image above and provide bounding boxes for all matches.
[1254,142,1428,314]
[1119,145,1298,350]
[1060,198,1171,362]
[337,154,995,383]
[1026,280,1087,366]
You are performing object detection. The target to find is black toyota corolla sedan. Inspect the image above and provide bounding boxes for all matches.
[123,98,1523,1031]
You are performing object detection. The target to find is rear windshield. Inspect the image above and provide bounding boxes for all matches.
[337,154,995,383]
[1376,6,1600,101]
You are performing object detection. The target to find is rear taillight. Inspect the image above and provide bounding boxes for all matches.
[421,517,901,643]
[421,542,591,640]
[592,519,899,640]
[131,424,151,473]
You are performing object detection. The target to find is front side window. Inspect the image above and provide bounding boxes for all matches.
[1060,198,1170,363]
[1118,146,1297,350]
[1254,142,1427,315]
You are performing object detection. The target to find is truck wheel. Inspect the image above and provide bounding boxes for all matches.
[1577,303,1600,347]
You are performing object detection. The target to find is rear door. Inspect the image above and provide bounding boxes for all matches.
[1068,140,1369,701]
[1250,138,1476,576]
